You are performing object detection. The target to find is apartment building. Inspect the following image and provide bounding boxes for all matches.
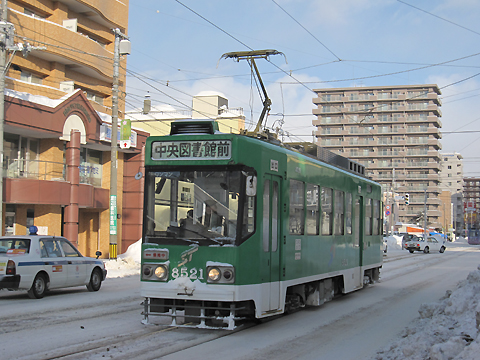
[1,0,148,257]
[463,177,480,230]
[312,84,443,229]
[439,153,464,235]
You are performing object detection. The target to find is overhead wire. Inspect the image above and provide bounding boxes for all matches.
[270,0,341,61]
[397,0,480,37]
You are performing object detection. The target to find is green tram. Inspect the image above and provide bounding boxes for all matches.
[141,119,383,330]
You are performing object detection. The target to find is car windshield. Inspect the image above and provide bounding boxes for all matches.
[144,168,256,246]
[0,238,31,254]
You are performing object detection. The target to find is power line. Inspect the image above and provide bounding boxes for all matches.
[397,0,480,37]
[174,0,252,50]
[281,52,480,84]
[270,0,341,61]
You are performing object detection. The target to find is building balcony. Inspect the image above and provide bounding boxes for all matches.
[427,138,442,150]
[427,197,442,205]
[2,159,103,187]
[428,104,442,117]
[55,0,128,29]
[426,127,442,139]
[11,12,113,82]
[3,159,66,182]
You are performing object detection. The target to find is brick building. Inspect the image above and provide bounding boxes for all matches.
[1,0,148,257]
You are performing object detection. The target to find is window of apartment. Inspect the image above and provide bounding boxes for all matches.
[448,165,452,169]
[24,8,46,19]
[20,71,43,85]
[85,91,104,106]
[79,148,103,187]
[4,134,40,178]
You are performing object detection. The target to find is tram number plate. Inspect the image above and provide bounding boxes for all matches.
[171,266,204,280]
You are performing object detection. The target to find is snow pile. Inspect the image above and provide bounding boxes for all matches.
[384,235,403,250]
[104,240,141,278]
[376,264,480,360]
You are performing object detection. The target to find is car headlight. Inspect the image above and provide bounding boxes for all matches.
[206,265,235,284]
[154,265,168,280]
[208,267,221,282]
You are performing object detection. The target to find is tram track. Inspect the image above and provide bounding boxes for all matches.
[0,295,141,335]
[31,323,235,360]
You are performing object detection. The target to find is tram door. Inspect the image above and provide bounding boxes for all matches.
[262,175,282,311]
[354,197,364,282]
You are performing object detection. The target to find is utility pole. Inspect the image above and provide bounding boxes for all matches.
[109,28,130,259]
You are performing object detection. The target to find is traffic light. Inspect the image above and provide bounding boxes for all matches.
[405,193,410,205]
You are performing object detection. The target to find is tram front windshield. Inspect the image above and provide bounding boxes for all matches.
[144,168,255,246]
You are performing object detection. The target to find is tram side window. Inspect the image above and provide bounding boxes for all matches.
[365,198,372,236]
[289,180,304,235]
[373,200,380,235]
[306,183,319,235]
[334,190,344,235]
[321,187,333,235]
[345,192,352,235]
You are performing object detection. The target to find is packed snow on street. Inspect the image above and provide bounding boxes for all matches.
[376,236,480,360]
[0,237,479,360]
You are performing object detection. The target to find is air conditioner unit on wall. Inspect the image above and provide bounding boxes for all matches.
[63,19,77,32]
[60,81,74,93]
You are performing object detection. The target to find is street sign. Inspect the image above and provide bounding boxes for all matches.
[385,210,391,216]
[120,139,131,149]
[385,205,391,211]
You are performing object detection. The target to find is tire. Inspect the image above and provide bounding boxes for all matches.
[423,246,429,254]
[439,246,445,253]
[28,273,47,299]
[409,249,414,253]
[87,268,103,292]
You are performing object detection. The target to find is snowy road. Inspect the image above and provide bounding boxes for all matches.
[1,242,479,360]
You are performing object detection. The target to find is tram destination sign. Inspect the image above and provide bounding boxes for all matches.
[152,140,232,160]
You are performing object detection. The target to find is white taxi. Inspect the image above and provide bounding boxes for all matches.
[0,232,107,299]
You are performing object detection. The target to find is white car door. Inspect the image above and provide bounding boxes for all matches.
[427,237,440,252]
[58,239,87,286]
[40,239,67,288]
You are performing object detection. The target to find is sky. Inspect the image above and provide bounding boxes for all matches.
[124,0,480,176]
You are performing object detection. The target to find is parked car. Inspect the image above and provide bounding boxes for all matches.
[398,233,414,249]
[404,235,446,254]
[0,233,107,298]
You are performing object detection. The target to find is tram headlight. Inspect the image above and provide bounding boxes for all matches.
[143,266,152,277]
[154,265,168,280]
[222,269,233,281]
[206,266,235,284]
[142,263,169,281]
[208,267,221,282]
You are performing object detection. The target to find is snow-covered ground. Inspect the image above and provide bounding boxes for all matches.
[376,237,480,360]
[104,238,480,359]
